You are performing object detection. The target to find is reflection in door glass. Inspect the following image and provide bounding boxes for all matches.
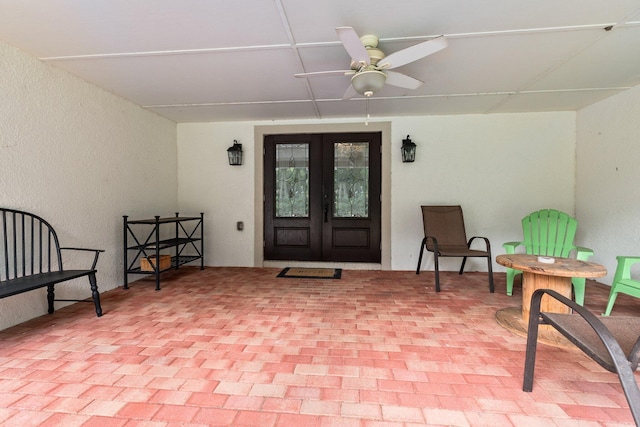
[275,143,309,217]
[334,142,369,218]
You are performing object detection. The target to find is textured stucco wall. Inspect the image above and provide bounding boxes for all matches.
[576,84,640,284]
[0,41,178,330]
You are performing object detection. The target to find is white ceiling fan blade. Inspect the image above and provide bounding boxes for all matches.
[295,70,353,78]
[385,71,424,90]
[378,36,448,69]
[342,84,359,100]
[336,27,370,65]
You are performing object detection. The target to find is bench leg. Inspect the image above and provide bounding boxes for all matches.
[47,284,55,314]
[89,272,103,317]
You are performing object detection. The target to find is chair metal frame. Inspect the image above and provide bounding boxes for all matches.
[416,205,494,293]
[524,288,640,425]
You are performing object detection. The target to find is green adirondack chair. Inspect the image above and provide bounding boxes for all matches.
[603,256,640,316]
[502,209,594,305]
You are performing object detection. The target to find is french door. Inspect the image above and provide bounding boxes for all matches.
[264,132,381,263]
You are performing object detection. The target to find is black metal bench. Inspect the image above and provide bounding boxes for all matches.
[524,288,640,424]
[1,208,103,317]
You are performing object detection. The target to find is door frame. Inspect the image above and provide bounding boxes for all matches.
[254,122,391,269]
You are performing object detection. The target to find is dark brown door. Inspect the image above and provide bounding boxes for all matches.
[264,132,381,263]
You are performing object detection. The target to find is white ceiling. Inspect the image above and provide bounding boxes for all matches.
[2,0,640,123]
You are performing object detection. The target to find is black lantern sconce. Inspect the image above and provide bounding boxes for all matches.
[227,140,243,166]
[401,135,417,163]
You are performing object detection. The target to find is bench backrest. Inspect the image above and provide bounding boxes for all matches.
[521,209,577,257]
[1,208,63,282]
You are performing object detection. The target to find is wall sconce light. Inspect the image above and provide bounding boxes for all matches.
[227,140,243,166]
[401,135,416,163]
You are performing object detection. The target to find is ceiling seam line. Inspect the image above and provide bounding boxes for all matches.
[143,87,630,109]
[273,0,321,119]
[291,23,620,50]
[40,23,626,62]
[145,100,318,108]
[39,44,293,61]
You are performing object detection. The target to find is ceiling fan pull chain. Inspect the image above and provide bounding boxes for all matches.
[365,96,370,126]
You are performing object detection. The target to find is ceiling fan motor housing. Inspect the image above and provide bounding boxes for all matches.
[366,47,385,65]
[359,34,379,48]
[359,34,385,65]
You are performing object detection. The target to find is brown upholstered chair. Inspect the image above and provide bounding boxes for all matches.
[524,289,640,425]
[415,205,494,292]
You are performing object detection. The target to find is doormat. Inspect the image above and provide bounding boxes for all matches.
[277,267,342,279]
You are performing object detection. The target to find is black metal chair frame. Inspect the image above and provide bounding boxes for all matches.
[415,206,494,293]
[524,288,640,425]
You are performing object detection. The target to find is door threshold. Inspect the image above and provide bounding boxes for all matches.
[263,260,382,271]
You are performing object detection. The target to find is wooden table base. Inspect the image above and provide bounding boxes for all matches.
[495,254,606,348]
[521,271,572,323]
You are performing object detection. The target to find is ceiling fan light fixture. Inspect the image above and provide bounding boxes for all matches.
[351,70,386,96]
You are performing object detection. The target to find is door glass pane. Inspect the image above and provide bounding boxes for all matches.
[275,143,309,217]
[334,142,369,218]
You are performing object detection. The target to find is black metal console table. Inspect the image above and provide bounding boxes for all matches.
[123,213,204,290]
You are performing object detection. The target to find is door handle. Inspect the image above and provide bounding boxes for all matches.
[322,186,329,223]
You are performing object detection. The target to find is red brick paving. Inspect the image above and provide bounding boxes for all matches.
[0,267,638,426]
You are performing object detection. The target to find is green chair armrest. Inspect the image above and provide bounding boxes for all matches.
[575,246,594,261]
[503,241,523,254]
[614,256,640,282]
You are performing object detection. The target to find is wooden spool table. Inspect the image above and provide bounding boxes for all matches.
[495,254,607,346]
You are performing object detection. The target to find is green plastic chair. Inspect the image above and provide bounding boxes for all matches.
[603,256,640,316]
[502,209,594,305]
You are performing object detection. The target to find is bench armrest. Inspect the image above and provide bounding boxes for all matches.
[502,241,522,254]
[60,247,104,270]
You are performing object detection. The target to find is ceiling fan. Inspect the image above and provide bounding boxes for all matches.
[295,27,448,99]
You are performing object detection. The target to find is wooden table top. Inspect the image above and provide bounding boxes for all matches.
[496,254,606,278]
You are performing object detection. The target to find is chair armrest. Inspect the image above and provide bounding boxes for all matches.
[60,247,104,270]
[574,246,594,261]
[424,235,439,252]
[530,289,624,365]
[502,241,522,254]
[526,288,640,425]
[468,236,491,252]
[613,256,640,283]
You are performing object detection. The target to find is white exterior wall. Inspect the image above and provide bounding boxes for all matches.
[0,42,177,330]
[576,84,640,284]
[177,122,256,267]
[178,112,576,272]
[392,113,576,272]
